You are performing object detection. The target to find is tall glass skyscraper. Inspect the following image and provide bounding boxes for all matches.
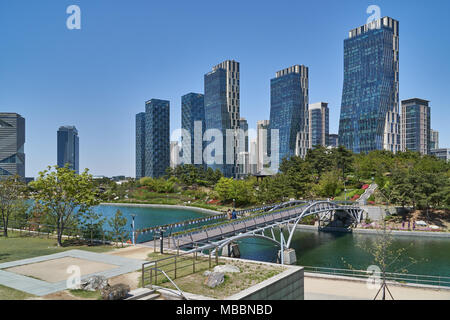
[256,120,270,172]
[204,60,240,177]
[135,112,146,179]
[135,99,170,179]
[309,102,329,148]
[0,113,25,178]
[269,65,309,169]
[401,98,431,155]
[239,118,248,153]
[181,93,205,166]
[339,17,400,154]
[57,125,79,174]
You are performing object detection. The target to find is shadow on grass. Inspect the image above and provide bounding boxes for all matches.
[0,253,11,262]
[62,239,109,248]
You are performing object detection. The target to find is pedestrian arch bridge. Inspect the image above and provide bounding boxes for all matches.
[140,201,367,264]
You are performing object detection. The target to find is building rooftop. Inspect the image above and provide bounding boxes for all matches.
[348,16,399,39]
[401,98,430,106]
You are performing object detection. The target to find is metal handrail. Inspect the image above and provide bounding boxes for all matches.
[303,266,450,288]
[150,268,188,300]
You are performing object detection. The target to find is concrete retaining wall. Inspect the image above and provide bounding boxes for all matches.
[226,265,304,300]
[294,224,450,239]
[100,202,219,215]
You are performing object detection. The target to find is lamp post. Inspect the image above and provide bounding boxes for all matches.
[130,214,136,246]
[160,229,166,254]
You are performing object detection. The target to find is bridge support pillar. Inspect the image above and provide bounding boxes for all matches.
[221,243,240,258]
[278,248,297,265]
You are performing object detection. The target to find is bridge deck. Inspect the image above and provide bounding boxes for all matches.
[139,202,364,251]
[140,204,307,249]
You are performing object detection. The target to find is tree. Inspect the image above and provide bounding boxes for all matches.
[314,170,343,198]
[0,175,27,237]
[350,220,417,300]
[108,209,129,247]
[331,146,354,180]
[30,165,100,246]
[305,146,334,177]
[80,209,105,245]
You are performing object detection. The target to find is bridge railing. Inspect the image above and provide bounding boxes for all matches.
[303,266,450,288]
[171,202,309,243]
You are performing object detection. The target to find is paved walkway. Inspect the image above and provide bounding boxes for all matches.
[0,250,146,296]
[305,275,450,300]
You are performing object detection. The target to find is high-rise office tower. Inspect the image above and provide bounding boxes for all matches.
[401,98,431,155]
[430,148,450,162]
[135,99,170,179]
[249,139,258,174]
[239,118,248,152]
[430,129,439,150]
[339,17,400,154]
[269,65,309,169]
[181,93,205,166]
[170,141,181,169]
[57,126,79,174]
[204,60,240,177]
[309,102,329,148]
[236,117,249,178]
[135,112,146,179]
[256,120,270,172]
[0,113,25,178]
[328,134,339,148]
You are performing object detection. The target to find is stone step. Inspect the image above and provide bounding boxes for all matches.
[137,293,161,300]
[125,288,157,300]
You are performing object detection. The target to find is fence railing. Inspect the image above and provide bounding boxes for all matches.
[303,266,450,288]
[0,219,116,245]
[150,268,188,300]
[141,244,221,290]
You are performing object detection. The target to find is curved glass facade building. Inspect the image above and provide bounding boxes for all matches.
[269,65,309,168]
[204,60,240,177]
[181,92,205,167]
[338,17,400,154]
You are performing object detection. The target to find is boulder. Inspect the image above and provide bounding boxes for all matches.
[204,272,224,288]
[79,275,109,291]
[213,265,240,273]
[101,284,131,300]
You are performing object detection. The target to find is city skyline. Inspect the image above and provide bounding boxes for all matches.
[1,0,449,177]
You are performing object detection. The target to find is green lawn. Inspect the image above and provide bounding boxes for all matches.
[0,232,114,264]
[0,285,35,300]
[143,252,285,299]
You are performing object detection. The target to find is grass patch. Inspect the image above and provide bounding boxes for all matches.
[159,260,285,299]
[0,284,35,300]
[69,289,102,300]
[0,231,114,263]
[144,252,285,299]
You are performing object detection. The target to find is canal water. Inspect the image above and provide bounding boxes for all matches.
[94,204,450,279]
[237,230,450,279]
[93,204,210,233]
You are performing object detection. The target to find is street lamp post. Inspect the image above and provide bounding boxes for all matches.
[160,229,165,254]
[130,214,136,246]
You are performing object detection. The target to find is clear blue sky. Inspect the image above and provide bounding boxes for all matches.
[1,0,449,178]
